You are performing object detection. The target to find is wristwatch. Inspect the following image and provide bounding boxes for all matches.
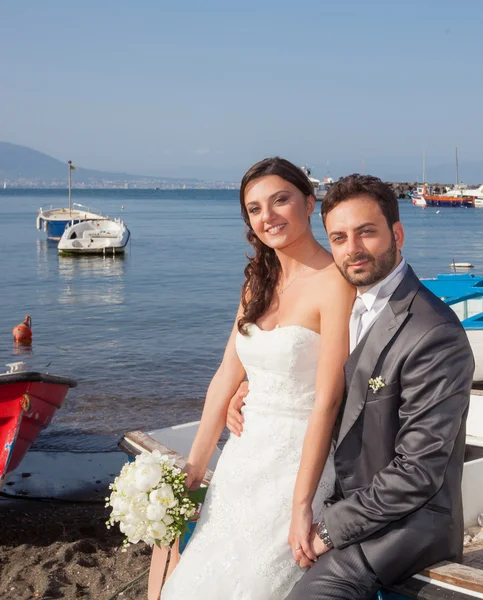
[316,520,334,549]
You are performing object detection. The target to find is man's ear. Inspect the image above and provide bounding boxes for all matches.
[393,221,404,250]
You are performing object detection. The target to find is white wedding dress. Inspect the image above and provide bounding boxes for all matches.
[161,324,335,599]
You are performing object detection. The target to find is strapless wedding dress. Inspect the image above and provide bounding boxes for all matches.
[161,324,335,599]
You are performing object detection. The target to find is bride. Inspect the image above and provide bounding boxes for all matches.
[161,157,354,599]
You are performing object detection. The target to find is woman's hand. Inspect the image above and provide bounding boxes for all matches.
[184,462,206,491]
[288,504,318,568]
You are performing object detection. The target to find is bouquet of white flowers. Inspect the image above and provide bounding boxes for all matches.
[106,449,205,550]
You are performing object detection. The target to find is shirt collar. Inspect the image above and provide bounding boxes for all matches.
[357,258,407,312]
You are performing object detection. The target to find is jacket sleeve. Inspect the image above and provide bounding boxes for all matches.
[324,322,474,548]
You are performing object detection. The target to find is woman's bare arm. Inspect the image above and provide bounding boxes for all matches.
[289,269,354,562]
[186,304,246,487]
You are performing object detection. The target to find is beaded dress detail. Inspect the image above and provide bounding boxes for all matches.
[161,324,335,599]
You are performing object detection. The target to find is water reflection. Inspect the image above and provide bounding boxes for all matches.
[35,239,127,306]
[57,254,127,305]
[12,340,33,356]
[36,238,60,278]
[57,253,126,280]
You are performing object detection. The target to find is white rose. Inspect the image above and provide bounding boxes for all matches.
[116,470,138,498]
[150,450,165,463]
[123,512,140,525]
[150,483,176,507]
[120,522,136,537]
[146,503,167,522]
[130,499,149,520]
[111,495,130,515]
[134,463,162,492]
[163,514,174,526]
[148,521,167,541]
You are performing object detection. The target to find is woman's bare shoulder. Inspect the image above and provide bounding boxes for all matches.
[313,262,355,303]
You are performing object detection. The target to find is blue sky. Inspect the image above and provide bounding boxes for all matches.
[1,1,483,181]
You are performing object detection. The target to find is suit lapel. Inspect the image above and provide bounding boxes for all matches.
[344,333,368,390]
[336,266,421,449]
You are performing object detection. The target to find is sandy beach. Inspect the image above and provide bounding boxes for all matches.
[0,496,152,599]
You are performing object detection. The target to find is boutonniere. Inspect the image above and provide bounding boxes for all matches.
[368,376,385,394]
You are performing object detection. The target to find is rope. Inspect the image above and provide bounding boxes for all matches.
[105,566,150,600]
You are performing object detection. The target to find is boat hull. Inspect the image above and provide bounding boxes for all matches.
[422,194,475,208]
[58,219,130,255]
[39,218,76,240]
[37,208,107,240]
[0,373,77,480]
[58,245,128,255]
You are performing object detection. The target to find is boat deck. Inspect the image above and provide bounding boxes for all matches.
[387,541,483,598]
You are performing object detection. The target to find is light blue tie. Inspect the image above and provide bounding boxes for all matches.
[349,296,367,352]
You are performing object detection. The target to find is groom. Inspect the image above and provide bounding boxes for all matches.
[227,174,474,599]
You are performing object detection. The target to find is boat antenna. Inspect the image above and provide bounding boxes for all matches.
[455,147,459,186]
[422,149,426,183]
[68,160,73,216]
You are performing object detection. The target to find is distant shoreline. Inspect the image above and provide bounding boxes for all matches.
[0,182,472,196]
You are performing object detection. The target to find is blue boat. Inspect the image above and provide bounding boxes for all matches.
[36,160,106,240]
[36,205,107,241]
[421,272,483,382]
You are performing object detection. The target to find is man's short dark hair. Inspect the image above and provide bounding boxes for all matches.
[322,174,400,229]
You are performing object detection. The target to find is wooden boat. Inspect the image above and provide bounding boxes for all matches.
[119,418,483,600]
[422,192,475,208]
[411,184,476,208]
[57,218,130,255]
[0,364,77,483]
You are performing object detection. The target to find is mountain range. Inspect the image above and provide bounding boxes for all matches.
[0,142,201,184]
[1,141,482,185]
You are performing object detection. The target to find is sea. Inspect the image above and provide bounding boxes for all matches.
[1,189,482,452]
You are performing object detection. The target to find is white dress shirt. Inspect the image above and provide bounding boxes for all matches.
[349,258,408,352]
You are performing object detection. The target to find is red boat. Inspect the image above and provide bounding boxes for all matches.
[422,192,475,208]
[0,370,77,482]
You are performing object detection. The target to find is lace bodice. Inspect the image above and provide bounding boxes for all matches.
[236,323,320,414]
[161,324,335,600]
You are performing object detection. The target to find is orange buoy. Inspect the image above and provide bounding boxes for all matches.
[12,316,32,343]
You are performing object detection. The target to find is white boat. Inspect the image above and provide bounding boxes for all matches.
[57,218,130,255]
[458,184,483,207]
[301,166,333,200]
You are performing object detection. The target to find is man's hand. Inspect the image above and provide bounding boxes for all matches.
[226,381,248,436]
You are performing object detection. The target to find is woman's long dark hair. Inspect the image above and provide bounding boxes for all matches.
[238,157,314,335]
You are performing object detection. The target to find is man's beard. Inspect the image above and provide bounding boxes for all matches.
[339,237,398,287]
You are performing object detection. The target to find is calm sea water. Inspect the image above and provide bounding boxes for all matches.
[1,189,482,451]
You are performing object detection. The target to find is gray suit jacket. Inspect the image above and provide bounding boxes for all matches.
[324,265,474,586]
